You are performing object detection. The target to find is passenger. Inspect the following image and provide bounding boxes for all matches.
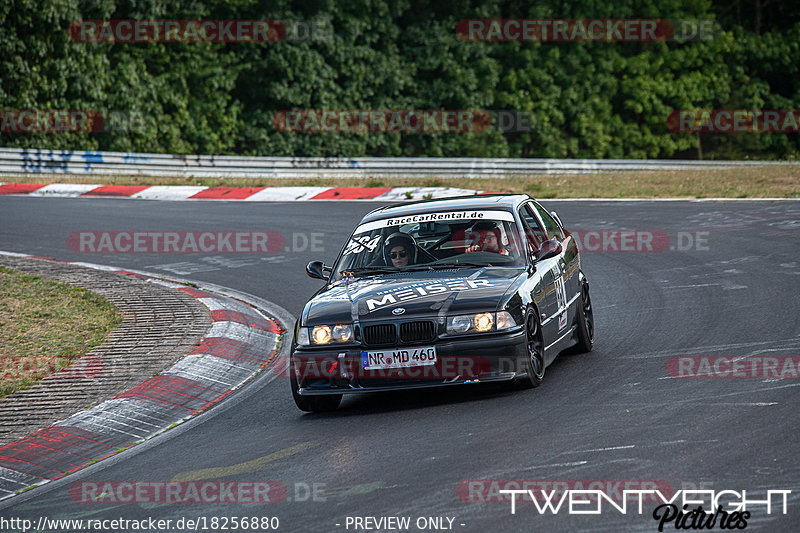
[465,221,510,255]
[382,232,417,267]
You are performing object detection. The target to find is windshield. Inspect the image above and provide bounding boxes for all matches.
[332,209,525,279]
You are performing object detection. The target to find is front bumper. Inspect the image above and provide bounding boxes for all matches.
[292,328,527,396]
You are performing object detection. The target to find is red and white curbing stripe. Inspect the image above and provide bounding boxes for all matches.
[0,252,286,501]
[0,183,481,201]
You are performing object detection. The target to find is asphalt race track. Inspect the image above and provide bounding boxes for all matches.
[1,196,799,532]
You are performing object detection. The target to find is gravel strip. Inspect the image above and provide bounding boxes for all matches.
[0,256,211,446]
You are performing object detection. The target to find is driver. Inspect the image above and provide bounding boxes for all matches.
[465,221,509,255]
[382,232,417,267]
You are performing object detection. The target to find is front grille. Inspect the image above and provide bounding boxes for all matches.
[400,321,436,342]
[362,324,396,345]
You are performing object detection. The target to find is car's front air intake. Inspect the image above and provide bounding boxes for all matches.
[399,321,436,342]
[362,324,396,345]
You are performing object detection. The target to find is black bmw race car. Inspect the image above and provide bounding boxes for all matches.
[290,194,594,412]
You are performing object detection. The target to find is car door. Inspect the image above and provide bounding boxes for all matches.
[518,203,561,349]
[530,202,578,336]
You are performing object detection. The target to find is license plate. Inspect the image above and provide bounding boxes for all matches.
[361,346,437,370]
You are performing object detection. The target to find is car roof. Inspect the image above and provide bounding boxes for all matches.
[360,194,531,223]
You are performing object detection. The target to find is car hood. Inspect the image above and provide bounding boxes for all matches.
[303,268,525,324]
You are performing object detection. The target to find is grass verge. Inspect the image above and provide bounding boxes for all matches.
[0,267,122,397]
[1,165,799,197]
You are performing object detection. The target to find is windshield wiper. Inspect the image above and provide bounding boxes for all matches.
[346,266,398,276]
[428,261,490,269]
[343,264,438,278]
[401,264,435,271]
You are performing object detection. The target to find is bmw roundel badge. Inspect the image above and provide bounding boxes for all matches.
[392,307,405,315]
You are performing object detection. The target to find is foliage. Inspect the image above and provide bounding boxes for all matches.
[1,0,797,158]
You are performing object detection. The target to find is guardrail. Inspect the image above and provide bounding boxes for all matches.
[0,147,793,178]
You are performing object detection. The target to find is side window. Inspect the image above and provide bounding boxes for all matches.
[518,205,547,251]
[531,202,563,242]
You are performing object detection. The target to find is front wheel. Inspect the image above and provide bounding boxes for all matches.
[290,363,342,412]
[516,312,545,389]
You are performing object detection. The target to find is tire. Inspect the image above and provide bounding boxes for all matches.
[516,311,545,389]
[290,363,342,412]
[570,280,594,354]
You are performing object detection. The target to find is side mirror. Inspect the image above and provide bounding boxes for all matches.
[534,239,563,262]
[306,260,329,280]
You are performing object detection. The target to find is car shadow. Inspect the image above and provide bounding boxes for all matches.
[289,351,576,418]
[338,382,517,414]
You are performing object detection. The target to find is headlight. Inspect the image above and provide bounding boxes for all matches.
[331,324,353,342]
[474,312,494,332]
[446,312,517,335]
[448,315,472,334]
[312,325,332,344]
[301,324,354,345]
